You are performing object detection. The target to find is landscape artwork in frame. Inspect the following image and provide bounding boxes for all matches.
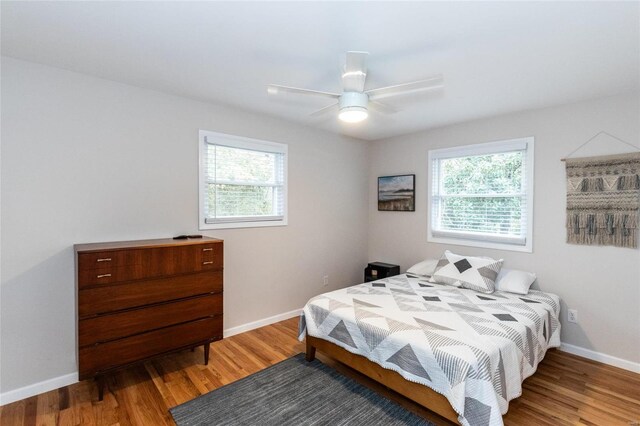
[378,174,415,211]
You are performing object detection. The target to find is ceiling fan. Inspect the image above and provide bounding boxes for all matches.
[267,51,443,123]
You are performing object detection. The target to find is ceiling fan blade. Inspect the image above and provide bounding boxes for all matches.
[267,84,340,100]
[309,103,339,117]
[369,101,399,115]
[366,74,444,101]
[342,51,369,93]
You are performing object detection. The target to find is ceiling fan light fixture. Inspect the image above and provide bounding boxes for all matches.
[339,106,368,123]
[267,52,443,124]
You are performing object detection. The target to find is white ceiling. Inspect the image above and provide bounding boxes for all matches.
[2,1,638,141]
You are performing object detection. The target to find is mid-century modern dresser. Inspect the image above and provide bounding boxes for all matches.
[75,237,223,400]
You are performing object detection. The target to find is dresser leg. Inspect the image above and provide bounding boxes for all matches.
[204,343,210,365]
[96,376,105,401]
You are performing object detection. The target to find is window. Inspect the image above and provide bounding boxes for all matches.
[428,137,534,252]
[199,130,287,229]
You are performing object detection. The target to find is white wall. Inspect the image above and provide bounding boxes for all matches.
[0,57,369,395]
[369,93,640,366]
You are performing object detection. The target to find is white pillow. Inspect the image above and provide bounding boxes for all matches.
[494,268,537,295]
[406,259,439,277]
[431,250,503,294]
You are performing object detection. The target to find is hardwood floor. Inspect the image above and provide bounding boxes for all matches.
[1,317,639,425]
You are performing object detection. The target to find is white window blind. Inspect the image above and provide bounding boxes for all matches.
[428,138,534,251]
[199,131,287,229]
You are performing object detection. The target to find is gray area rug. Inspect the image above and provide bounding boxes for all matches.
[170,353,435,425]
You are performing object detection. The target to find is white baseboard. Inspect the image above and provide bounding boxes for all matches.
[0,372,78,406]
[223,308,302,338]
[560,342,640,373]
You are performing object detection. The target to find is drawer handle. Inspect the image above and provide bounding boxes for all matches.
[202,261,214,265]
[202,248,213,252]
[96,274,112,279]
[96,258,112,262]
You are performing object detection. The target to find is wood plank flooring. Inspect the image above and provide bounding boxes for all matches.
[1,317,639,425]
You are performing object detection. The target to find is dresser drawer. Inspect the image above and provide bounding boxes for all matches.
[79,316,222,378]
[79,271,222,318]
[79,294,222,347]
[78,265,147,287]
[78,250,143,271]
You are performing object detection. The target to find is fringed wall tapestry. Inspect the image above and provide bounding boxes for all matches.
[565,152,640,248]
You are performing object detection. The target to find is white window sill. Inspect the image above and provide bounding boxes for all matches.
[428,234,533,253]
[200,219,287,230]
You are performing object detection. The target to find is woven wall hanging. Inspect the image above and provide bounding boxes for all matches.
[565,151,640,248]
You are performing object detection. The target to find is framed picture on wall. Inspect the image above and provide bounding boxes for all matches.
[378,174,415,211]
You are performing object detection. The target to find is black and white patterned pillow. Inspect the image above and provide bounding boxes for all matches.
[431,250,503,293]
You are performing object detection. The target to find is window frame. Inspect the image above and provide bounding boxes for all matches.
[198,130,288,230]
[427,137,534,253]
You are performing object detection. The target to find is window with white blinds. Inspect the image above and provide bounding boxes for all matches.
[199,130,287,229]
[428,138,534,252]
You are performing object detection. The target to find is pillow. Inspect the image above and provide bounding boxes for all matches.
[431,250,503,293]
[494,268,537,295]
[406,259,439,277]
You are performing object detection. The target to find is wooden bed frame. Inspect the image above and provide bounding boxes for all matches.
[305,334,460,424]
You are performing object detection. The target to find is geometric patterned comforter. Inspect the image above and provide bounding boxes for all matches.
[298,274,561,426]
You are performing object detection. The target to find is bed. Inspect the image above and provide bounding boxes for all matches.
[298,273,561,426]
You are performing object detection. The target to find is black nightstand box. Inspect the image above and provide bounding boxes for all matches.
[364,262,400,282]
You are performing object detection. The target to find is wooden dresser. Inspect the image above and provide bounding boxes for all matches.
[75,237,223,400]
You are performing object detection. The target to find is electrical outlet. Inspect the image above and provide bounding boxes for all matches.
[568,309,578,323]
[323,275,329,287]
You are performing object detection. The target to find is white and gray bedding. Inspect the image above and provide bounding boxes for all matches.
[298,274,561,426]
